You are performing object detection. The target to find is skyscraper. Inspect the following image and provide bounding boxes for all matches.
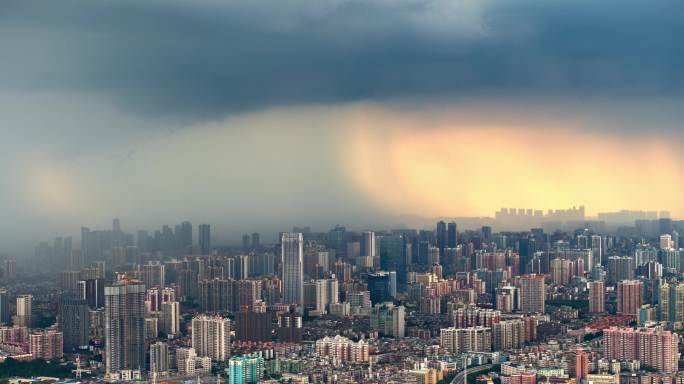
[104,279,146,373]
[0,289,10,325]
[15,294,32,328]
[58,296,90,351]
[178,221,193,251]
[228,353,265,384]
[198,224,211,255]
[575,348,590,383]
[370,302,405,338]
[379,235,408,291]
[191,315,231,361]
[447,222,458,248]
[149,341,169,375]
[519,274,545,313]
[281,233,304,307]
[367,272,393,304]
[603,327,679,373]
[588,281,605,314]
[616,280,643,316]
[658,280,684,327]
[436,221,447,257]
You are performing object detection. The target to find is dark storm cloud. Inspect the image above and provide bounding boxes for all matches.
[1,0,682,121]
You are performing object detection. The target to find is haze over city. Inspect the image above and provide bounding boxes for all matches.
[2,1,684,383]
[2,0,684,254]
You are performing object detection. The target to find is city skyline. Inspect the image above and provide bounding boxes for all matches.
[2,0,684,255]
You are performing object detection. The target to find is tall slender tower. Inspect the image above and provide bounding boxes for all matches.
[0,289,10,325]
[104,279,146,373]
[198,224,211,255]
[281,233,304,307]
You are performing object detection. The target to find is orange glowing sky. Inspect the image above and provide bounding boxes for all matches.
[343,107,684,218]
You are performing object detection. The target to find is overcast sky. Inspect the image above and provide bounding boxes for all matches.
[1,0,683,252]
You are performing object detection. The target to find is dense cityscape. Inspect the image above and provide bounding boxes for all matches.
[3,0,683,383]
[1,207,684,383]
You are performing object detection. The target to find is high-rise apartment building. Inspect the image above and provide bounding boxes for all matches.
[15,294,32,328]
[440,326,492,354]
[659,280,684,327]
[519,275,545,313]
[603,327,679,373]
[149,341,169,375]
[492,319,525,351]
[191,315,231,361]
[29,329,64,360]
[228,353,265,384]
[607,256,635,285]
[104,279,146,373]
[588,281,605,313]
[575,348,590,383]
[281,233,304,307]
[616,280,643,316]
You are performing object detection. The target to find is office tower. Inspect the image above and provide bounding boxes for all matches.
[0,289,9,325]
[492,319,525,351]
[658,281,684,327]
[603,327,680,373]
[575,348,590,383]
[519,275,545,313]
[160,301,180,337]
[191,315,230,361]
[616,280,643,316]
[660,234,674,249]
[588,281,605,313]
[440,326,492,354]
[277,311,302,343]
[77,279,105,309]
[58,296,90,351]
[481,226,492,244]
[178,221,193,252]
[447,222,457,248]
[251,232,260,250]
[436,221,447,258]
[15,294,32,328]
[235,304,272,343]
[367,272,393,305]
[242,234,251,251]
[104,280,146,373]
[141,262,165,289]
[607,256,635,285]
[198,224,211,255]
[379,235,408,291]
[370,302,405,338]
[281,233,304,307]
[228,354,265,384]
[360,231,377,264]
[591,235,602,266]
[29,330,64,360]
[149,341,169,375]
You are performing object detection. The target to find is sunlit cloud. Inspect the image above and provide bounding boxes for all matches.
[344,107,684,218]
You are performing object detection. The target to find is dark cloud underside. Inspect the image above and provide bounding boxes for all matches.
[1,0,682,122]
